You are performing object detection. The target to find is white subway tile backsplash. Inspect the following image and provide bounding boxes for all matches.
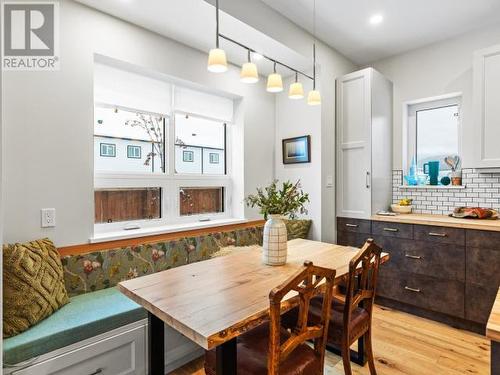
[392,168,500,215]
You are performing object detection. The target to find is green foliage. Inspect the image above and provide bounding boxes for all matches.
[245,180,309,220]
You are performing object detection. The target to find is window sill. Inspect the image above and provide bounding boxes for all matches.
[398,185,466,190]
[90,218,249,243]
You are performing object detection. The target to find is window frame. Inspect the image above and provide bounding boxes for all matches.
[94,104,233,235]
[403,92,462,176]
[127,145,142,159]
[182,150,194,162]
[209,152,220,164]
[100,143,116,157]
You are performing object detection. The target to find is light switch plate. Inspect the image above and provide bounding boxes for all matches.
[326,175,334,188]
[41,208,56,228]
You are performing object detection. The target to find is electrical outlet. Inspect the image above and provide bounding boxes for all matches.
[41,208,56,228]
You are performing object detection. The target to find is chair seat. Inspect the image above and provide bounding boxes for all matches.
[205,322,322,375]
[313,296,370,344]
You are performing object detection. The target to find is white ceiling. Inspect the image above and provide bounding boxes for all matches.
[262,0,500,64]
[75,0,311,77]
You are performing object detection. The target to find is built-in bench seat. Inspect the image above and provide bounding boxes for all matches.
[3,287,146,366]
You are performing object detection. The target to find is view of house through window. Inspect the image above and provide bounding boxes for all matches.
[174,114,226,175]
[93,62,233,231]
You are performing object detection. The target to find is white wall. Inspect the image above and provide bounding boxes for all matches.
[371,24,500,170]
[275,76,321,240]
[2,0,275,246]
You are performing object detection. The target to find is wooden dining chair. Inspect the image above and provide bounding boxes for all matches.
[283,239,382,375]
[204,261,336,375]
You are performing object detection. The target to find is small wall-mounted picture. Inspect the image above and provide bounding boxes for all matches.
[282,135,311,164]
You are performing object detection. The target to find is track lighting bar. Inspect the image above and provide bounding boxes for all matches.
[218,33,314,81]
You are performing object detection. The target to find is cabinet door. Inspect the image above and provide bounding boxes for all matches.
[473,44,500,168]
[336,69,372,219]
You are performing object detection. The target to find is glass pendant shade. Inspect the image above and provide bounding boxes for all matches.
[307,89,321,105]
[207,48,228,73]
[266,73,283,92]
[288,82,304,99]
[240,62,259,83]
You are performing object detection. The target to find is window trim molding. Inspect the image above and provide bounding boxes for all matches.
[127,145,142,159]
[100,142,116,157]
[402,92,462,174]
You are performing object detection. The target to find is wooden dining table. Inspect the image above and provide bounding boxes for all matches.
[119,238,389,375]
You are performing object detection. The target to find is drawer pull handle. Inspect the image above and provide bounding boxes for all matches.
[405,254,422,259]
[428,232,447,237]
[89,369,103,375]
[345,224,358,228]
[383,227,399,232]
[404,286,421,293]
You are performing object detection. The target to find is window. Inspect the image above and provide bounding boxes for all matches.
[93,62,234,235]
[209,153,219,164]
[95,188,161,223]
[174,114,226,175]
[94,106,164,173]
[180,187,224,216]
[406,94,461,180]
[100,143,116,157]
[127,145,141,159]
[183,150,194,162]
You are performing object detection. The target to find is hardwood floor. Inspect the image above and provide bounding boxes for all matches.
[168,305,490,375]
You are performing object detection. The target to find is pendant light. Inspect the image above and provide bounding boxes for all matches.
[266,62,283,93]
[289,72,304,99]
[240,50,259,83]
[207,0,228,73]
[307,0,321,105]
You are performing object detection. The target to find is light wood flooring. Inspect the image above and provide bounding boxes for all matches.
[168,305,490,375]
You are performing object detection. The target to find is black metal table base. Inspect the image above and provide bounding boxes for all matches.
[148,312,165,375]
[326,335,366,366]
[216,338,237,375]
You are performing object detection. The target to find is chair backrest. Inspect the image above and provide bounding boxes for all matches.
[267,261,336,374]
[343,239,382,331]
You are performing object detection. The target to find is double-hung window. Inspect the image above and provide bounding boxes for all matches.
[93,61,234,236]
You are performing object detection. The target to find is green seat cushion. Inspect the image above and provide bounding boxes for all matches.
[3,287,146,365]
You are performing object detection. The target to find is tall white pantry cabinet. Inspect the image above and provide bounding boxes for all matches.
[336,68,393,219]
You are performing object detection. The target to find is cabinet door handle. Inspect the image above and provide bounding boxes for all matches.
[366,171,371,188]
[405,254,422,259]
[345,223,358,228]
[404,286,421,293]
[383,227,399,232]
[428,232,447,237]
[88,369,103,375]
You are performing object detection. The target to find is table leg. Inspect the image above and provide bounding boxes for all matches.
[216,338,237,375]
[493,341,500,375]
[148,312,165,375]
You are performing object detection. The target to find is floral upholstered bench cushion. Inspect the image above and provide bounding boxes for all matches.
[284,219,312,240]
[2,287,146,366]
[62,226,263,297]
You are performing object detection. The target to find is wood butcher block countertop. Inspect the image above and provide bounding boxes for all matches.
[487,288,500,342]
[371,213,500,232]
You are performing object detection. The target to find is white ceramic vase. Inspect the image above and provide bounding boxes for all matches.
[262,214,288,266]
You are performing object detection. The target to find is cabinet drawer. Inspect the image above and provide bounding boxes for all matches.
[466,229,500,251]
[466,247,500,287]
[414,225,465,245]
[375,237,465,281]
[337,217,371,234]
[377,273,464,318]
[12,324,146,375]
[372,221,413,239]
[465,283,499,324]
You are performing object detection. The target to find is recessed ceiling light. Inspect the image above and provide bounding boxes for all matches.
[369,14,383,25]
[251,52,264,61]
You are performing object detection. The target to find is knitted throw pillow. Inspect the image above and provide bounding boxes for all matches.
[3,238,69,338]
